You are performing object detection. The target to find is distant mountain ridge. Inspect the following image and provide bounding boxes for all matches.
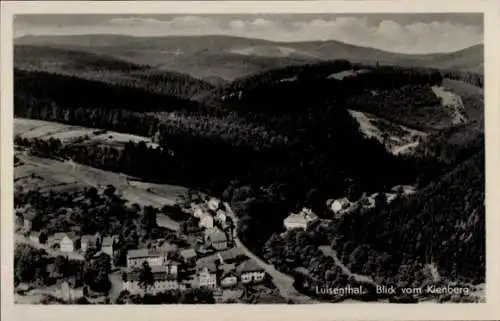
[15,34,483,80]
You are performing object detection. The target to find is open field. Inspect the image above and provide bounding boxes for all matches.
[14,150,186,231]
[348,109,427,155]
[15,118,159,148]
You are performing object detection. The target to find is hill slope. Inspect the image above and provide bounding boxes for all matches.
[14,45,216,100]
[15,35,483,80]
[335,149,484,286]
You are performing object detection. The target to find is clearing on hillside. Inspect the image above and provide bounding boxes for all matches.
[15,118,160,149]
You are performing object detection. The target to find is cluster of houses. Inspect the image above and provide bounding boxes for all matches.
[27,226,115,256]
[22,196,269,297]
[196,247,266,289]
[121,242,267,294]
[282,185,417,231]
[191,198,236,253]
[123,248,183,293]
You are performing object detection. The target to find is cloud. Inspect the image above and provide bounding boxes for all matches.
[15,15,483,53]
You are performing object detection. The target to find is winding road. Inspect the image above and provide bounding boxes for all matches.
[223,203,317,304]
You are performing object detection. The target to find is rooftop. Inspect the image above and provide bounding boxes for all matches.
[102,236,114,247]
[180,248,197,259]
[197,261,218,273]
[51,232,67,241]
[236,259,264,274]
[204,227,227,243]
[125,269,177,282]
[81,235,94,242]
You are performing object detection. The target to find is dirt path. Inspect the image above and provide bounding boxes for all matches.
[318,246,377,287]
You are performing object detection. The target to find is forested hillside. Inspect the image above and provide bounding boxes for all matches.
[15,45,216,100]
[335,150,485,285]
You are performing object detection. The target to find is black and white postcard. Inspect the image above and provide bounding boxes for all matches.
[1,1,500,321]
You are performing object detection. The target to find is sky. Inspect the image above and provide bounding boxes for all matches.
[14,14,483,54]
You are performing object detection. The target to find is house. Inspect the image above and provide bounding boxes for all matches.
[218,247,246,264]
[204,227,228,251]
[197,261,218,289]
[180,248,197,265]
[199,213,214,229]
[219,265,238,288]
[123,265,182,294]
[101,236,115,256]
[80,235,95,252]
[126,248,168,269]
[236,259,266,285]
[283,208,319,231]
[60,233,81,253]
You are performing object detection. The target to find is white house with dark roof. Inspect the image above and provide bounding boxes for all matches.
[127,248,166,268]
[123,265,182,294]
[197,261,218,289]
[283,208,319,231]
[236,259,266,285]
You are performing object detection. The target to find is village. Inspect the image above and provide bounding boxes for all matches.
[15,177,416,305]
[15,194,282,304]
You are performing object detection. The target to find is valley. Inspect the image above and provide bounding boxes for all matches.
[12,31,485,305]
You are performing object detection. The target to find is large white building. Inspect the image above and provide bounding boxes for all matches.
[283,208,318,231]
[127,248,167,268]
[123,265,182,294]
